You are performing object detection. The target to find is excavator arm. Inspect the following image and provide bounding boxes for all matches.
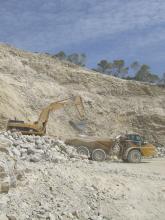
[35,95,85,131]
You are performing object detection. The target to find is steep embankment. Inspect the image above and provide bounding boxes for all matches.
[0,44,165,144]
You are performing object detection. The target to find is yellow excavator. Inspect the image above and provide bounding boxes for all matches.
[7,96,85,135]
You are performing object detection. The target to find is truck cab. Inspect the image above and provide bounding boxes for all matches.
[123,133,156,162]
[126,134,144,145]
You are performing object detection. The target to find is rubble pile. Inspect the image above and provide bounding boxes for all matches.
[0,131,90,220]
[0,130,89,196]
[0,132,165,219]
[0,131,87,164]
[156,144,165,158]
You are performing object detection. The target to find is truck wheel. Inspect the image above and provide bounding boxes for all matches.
[77,146,90,157]
[92,149,106,161]
[127,149,141,163]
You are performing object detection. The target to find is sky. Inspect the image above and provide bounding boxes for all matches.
[0,0,165,76]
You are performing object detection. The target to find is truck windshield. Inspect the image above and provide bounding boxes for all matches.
[127,134,142,144]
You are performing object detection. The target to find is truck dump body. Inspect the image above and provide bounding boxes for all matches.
[65,137,114,154]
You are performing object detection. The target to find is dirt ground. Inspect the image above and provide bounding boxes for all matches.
[4,157,165,220]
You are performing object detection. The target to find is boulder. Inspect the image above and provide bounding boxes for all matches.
[30,154,42,162]
[0,137,13,154]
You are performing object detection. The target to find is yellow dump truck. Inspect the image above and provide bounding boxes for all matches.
[65,133,156,163]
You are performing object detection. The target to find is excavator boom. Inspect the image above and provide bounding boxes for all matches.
[36,96,85,130]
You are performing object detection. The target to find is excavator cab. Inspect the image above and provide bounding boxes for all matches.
[7,119,24,124]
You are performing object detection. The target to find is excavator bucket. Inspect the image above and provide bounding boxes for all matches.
[69,120,87,132]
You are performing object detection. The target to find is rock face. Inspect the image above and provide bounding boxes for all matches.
[0,137,17,194]
[155,143,165,158]
[0,44,165,145]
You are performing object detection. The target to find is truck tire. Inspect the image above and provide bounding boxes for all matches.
[77,146,90,157]
[127,149,141,163]
[92,149,106,161]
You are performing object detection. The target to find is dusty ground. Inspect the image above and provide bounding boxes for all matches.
[0,133,164,220]
[5,158,165,220]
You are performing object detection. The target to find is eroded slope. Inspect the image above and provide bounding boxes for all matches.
[0,44,165,144]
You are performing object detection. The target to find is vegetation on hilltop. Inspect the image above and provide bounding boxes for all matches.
[53,51,165,85]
